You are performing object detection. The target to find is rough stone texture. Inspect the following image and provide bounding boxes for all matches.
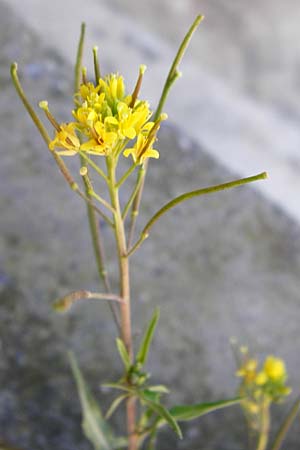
[1,1,300,450]
[6,0,300,227]
[112,0,300,120]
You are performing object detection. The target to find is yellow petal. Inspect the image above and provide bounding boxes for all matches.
[124,127,136,139]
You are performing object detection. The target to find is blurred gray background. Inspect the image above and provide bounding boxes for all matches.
[1,1,300,449]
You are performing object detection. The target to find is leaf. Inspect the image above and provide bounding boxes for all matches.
[169,397,241,422]
[116,338,131,371]
[136,308,160,366]
[102,382,133,393]
[147,385,170,394]
[142,389,161,404]
[105,394,129,419]
[139,393,182,439]
[69,352,113,450]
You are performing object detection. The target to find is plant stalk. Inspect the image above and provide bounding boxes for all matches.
[107,157,137,450]
[270,397,300,450]
[256,396,271,450]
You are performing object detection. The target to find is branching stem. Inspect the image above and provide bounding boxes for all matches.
[127,172,268,256]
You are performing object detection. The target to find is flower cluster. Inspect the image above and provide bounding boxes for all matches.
[40,67,166,164]
[236,348,291,430]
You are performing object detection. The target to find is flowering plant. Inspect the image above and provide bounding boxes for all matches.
[10,15,297,450]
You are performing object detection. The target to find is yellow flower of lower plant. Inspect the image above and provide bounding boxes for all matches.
[236,358,258,383]
[263,356,286,382]
[255,371,268,386]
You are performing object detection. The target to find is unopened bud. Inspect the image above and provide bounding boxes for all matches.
[39,100,49,111]
[80,166,88,176]
[139,64,147,75]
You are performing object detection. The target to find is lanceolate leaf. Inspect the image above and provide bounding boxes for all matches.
[105,394,129,419]
[137,308,160,366]
[140,393,182,439]
[169,397,241,422]
[147,385,169,394]
[116,338,131,371]
[69,352,112,450]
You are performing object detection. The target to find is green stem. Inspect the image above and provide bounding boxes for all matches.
[123,167,145,221]
[89,190,116,215]
[93,46,101,82]
[79,151,109,182]
[256,396,271,450]
[127,15,203,247]
[11,63,51,145]
[106,157,137,450]
[116,163,137,188]
[74,23,86,93]
[127,172,268,256]
[154,14,204,121]
[54,289,124,312]
[270,397,300,450]
[127,166,146,248]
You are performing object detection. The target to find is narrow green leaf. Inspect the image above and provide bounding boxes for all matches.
[147,385,170,394]
[142,389,161,404]
[137,308,160,366]
[102,382,133,393]
[169,397,241,422]
[116,338,131,371]
[105,394,129,419]
[140,393,182,439]
[68,352,112,450]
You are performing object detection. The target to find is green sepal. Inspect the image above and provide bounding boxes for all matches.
[68,351,113,450]
[116,338,131,371]
[136,308,160,367]
[169,397,241,421]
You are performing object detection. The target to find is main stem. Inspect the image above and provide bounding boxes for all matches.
[107,157,137,450]
[256,397,271,450]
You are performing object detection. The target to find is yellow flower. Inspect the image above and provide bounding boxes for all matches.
[99,74,130,107]
[72,105,98,128]
[49,123,80,155]
[263,356,286,382]
[44,67,163,160]
[80,121,118,155]
[123,133,159,164]
[236,358,258,382]
[255,371,268,386]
